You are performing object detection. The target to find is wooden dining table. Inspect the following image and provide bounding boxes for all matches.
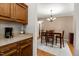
[41,31,63,48]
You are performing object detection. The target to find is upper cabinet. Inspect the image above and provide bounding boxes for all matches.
[0,3,28,24]
[15,4,28,24]
[0,3,10,18]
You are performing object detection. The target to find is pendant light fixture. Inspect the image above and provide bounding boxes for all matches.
[47,10,56,22]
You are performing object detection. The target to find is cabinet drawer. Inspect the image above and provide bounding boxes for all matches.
[0,43,18,56]
[0,49,18,56]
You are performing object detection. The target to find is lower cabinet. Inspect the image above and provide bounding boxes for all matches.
[0,43,18,56]
[19,38,33,56]
[0,37,33,56]
[21,42,32,56]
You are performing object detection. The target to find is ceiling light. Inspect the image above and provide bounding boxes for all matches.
[47,10,56,22]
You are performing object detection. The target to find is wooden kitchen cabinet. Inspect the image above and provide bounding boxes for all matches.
[0,43,18,56]
[10,3,28,24]
[15,4,27,24]
[19,38,32,56]
[0,3,11,19]
[0,37,33,56]
[10,4,16,19]
[21,43,32,56]
[0,3,28,24]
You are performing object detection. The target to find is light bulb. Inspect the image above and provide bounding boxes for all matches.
[47,18,50,21]
[50,17,53,19]
[53,17,56,20]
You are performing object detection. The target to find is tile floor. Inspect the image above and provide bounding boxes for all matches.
[37,39,72,56]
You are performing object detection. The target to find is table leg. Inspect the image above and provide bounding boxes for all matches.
[62,38,64,47]
[60,37,62,48]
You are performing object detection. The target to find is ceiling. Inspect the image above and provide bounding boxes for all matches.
[37,3,74,19]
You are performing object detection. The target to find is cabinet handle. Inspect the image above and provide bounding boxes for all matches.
[0,48,10,53]
[3,49,17,56]
[0,53,4,55]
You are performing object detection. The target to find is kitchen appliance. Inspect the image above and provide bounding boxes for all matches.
[5,27,13,38]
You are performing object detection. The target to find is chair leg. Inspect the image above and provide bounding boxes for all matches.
[63,39,64,47]
[45,37,48,46]
[52,38,54,47]
[46,39,48,46]
[55,37,57,45]
[41,36,42,44]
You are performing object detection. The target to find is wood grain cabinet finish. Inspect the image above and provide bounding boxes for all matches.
[0,37,33,56]
[10,4,16,19]
[0,43,18,56]
[0,3,11,20]
[15,4,27,24]
[19,38,32,56]
[10,3,28,24]
[21,43,32,56]
[0,3,28,24]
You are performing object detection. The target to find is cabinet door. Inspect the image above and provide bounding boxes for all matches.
[15,4,27,24]
[21,42,32,56]
[19,38,33,56]
[0,3,10,18]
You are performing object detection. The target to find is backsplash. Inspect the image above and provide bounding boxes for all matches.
[0,20,24,38]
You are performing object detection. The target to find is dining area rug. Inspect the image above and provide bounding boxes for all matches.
[37,39,72,56]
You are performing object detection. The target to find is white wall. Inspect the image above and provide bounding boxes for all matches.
[25,3,38,56]
[74,3,79,56]
[42,16,73,40]
[37,22,39,38]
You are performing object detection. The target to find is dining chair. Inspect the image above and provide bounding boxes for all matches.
[45,30,54,46]
[55,31,64,48]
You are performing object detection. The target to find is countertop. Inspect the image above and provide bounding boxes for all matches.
[0,33,33,47]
